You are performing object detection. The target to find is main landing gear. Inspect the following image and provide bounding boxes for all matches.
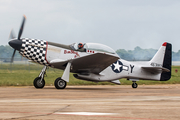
[54,77,67,89]
[33,66,67,89]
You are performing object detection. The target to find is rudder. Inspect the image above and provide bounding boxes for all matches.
[160,42,172,81]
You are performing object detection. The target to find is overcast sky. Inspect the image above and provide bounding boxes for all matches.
[1,0,180,52]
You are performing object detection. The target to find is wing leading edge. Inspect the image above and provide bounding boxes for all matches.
[50,53,119,74]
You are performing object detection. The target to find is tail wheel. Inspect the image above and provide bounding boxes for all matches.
[54,77,67,89]
[132,82,138,88]
[33,77,45,89]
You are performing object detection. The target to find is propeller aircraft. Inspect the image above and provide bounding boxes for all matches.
[8,16,172,89]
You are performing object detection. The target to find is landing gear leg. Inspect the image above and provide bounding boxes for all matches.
[33,66,47,89]
[54,62,71,89]
[132,81,138,88]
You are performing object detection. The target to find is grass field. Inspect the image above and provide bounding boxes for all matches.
[0,63,180,86]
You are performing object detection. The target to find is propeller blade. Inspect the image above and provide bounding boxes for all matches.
[9,29,16,40]
[18,15,26,40]
[11,50,16,63]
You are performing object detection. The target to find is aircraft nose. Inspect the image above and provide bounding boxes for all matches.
[8,39,22,51]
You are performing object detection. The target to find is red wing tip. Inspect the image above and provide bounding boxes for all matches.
[162,42,167,46]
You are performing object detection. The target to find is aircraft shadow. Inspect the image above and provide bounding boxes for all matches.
[41,86,170,90]
[43,86,111,90]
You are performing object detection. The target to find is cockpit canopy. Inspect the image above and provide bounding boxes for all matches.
[70,43,115,54]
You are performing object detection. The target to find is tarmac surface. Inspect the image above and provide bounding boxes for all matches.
[0,85,180,120]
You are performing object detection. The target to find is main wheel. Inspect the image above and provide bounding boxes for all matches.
[54,77,67,89]
[132,82,138,88]
[33,77,45,89]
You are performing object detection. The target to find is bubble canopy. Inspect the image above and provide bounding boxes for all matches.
[70,43,115,54]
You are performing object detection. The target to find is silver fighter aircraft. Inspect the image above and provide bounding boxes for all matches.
[8,16,172,89]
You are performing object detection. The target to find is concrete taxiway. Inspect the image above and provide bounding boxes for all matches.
[0,85,180,120]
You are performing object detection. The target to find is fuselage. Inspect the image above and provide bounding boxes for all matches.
[15,38,161,82]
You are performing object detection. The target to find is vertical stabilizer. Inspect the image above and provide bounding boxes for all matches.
[150,42,172,81]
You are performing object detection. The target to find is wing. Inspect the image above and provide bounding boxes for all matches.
[50,53,119,74]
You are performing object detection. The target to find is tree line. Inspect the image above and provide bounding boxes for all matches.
[116,46,180,61]
[0,45,179,61]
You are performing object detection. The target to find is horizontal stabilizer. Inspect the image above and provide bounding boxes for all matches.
[142,67,170,73]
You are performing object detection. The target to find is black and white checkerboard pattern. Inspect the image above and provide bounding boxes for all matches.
[19,38,49,66]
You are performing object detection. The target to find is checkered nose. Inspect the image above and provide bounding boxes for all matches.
[8,39,22,51]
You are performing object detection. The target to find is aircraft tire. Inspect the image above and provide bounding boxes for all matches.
[54,77,67,89]
[33,77,45,89]
[132,82,138,88]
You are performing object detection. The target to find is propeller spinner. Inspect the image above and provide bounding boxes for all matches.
[8,15,26,63]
